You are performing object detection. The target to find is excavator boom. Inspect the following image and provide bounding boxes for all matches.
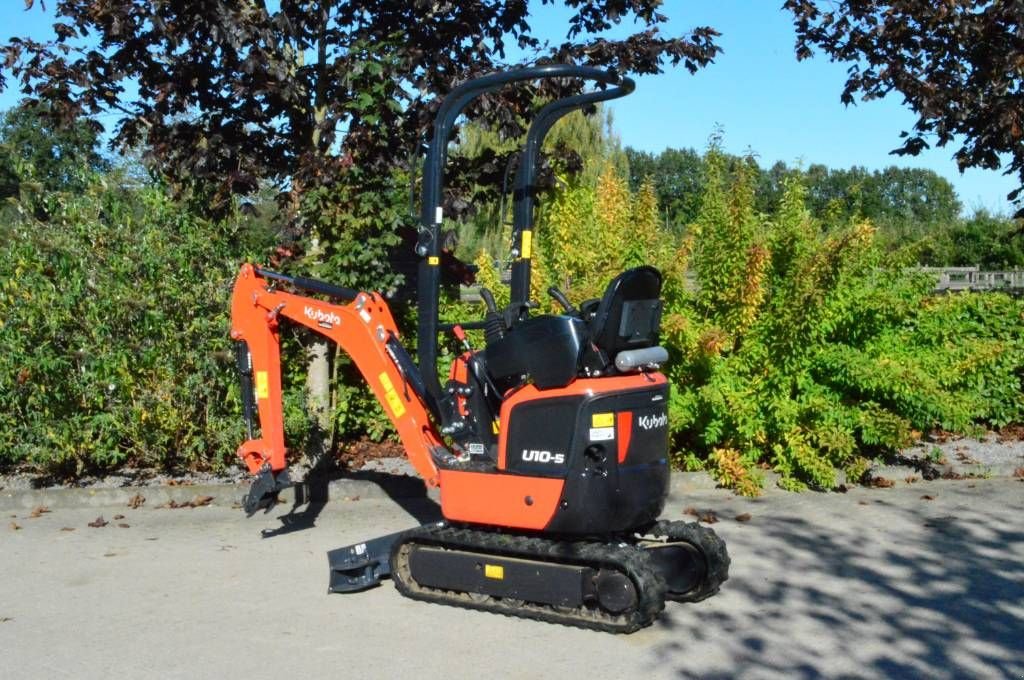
[229,263,443,510]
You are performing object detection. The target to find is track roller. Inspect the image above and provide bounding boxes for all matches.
[389,524,667,633]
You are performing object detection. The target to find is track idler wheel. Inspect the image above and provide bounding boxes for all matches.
[641,520,730,602]
[593,569,638,614]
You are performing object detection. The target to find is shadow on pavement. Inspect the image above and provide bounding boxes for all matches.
[261,469,441,539]
[650,497,1024,679]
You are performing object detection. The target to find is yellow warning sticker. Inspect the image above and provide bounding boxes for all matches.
[484,564,505,580]
[427,256,440,266]
[379,372,406,418]
[521,230,532,259]
[491,420,500,435]
[255,371,269,400]
[591,412,614,428]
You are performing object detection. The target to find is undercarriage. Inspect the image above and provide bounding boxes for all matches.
[328,520,729,633]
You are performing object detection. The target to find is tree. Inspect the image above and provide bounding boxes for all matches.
[625,146,703,231]
[921,210,1024,268]
[2,1,721,468]
[785,0,1024,217]
[2,1,720,219]
[0,100,108,199]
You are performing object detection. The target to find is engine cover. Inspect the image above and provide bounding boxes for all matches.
[498,373,670,534]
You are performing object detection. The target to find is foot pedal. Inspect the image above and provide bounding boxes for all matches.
[243,467,292,516]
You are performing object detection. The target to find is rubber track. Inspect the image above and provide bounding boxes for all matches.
[646,520,730,602]
[390,524,667,633]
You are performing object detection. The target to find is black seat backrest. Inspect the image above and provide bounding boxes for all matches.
[588,266,663,356]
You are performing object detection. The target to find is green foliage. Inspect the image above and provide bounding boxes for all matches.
[529,161,666,307]
[786,0,1024,218]
[918,210,1024,269]
[535,143,1024,495]
[668,148,1024,494]
[1,101,109,201]
[625,146,704,232]
[625,145,971,247]
[0,173,274,474]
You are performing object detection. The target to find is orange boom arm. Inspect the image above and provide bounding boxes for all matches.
[229,264,443,491]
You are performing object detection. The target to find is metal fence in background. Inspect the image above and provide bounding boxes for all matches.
[921,267,1024,293]
[460,266,1024,302]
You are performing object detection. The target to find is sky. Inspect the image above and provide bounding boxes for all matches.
[1,1,1017,216]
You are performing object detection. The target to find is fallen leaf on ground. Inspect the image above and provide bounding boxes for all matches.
[1014,467,1024,479]
[904,476,918,484]
[88,516,108,528]
[734,513,752,522]
[9,522,21,531]
[127,493,145,509]
[103,552,116,557]
[60,527,75,532]
[113,514,125,520]
[118,523,130,528]
[921,495,935,501]
[868,476,895,488]
[942,470,965,480]
[0,617,12,623]
[858,500,869,505]
[683,507,699,517]
[162,495,215,509]
[28,506,50,518]
[698,511,718,524]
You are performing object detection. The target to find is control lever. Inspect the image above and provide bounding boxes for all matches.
[547,286,577,315]
[479,288,506,345]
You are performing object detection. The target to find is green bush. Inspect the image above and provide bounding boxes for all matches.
[0,174,274,474]
[4,140,1022,490]
[530,147,1024,494]
[667,151,1024,493]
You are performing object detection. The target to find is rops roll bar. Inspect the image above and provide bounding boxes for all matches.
[507,77,635,304]
[416,65,633,399]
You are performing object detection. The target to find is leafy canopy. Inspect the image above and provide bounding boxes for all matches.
[2,0,720,220]
[1,100,109,199]
[785,0,1024,217]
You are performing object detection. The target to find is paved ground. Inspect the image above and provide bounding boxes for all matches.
[1,478,1022,680]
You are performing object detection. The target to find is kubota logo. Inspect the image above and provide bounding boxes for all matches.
[638,413,668,431]
[521,449,566,465]
[304,306,341,326]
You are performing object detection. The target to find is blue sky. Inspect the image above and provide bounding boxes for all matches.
[1,2,1017,215]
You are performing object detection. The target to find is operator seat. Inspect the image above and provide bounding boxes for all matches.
[582,266,665,374]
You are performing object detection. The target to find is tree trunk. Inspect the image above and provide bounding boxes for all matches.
[301,337,333,475]
[297,1,335,479]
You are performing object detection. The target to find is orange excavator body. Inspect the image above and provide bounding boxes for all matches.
[226,65,729,633]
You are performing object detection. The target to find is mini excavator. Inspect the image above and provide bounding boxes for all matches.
[229,65,729,633]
